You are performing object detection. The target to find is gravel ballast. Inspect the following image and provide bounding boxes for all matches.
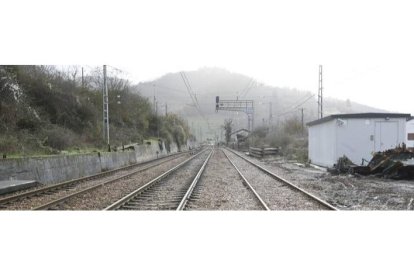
[3,154,190,210]
[186,149,264,210]
[118,150,212,210]
[252,156,414,210]
[224,149,330,210]
[227,148,414,210]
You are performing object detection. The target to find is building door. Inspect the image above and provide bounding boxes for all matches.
[374,121,398,152]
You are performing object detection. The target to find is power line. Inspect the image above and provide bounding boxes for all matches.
[180,72,211,131]
[139,82,199,96]
[239,78,256,99]
[276,94,315,117]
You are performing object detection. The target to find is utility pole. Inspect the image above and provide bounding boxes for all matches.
[81,67,84,91]
[102,65,110,148]
[269,102,273,128]
[165,103,168,116]
[300,108,304,134]
[155,100,159,138]
[153,84,156,112]
[318,65,323,119]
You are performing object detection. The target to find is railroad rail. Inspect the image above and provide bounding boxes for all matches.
[221,149,270,210]
[224,148,339,210]
[0,151,190,210]
[177,150,213,210]
[105,148,213,210]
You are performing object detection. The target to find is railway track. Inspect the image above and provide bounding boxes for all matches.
[105,148,213,210]
[0,151,190,210]
[0,146,338,210]
[107,148,274,211]
[224,148,338,210]
[184,149,270,210]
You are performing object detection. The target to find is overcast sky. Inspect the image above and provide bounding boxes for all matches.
[3,0,414,114]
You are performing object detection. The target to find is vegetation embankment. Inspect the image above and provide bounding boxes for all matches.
[0,65,192,157]
[248,118,308,163]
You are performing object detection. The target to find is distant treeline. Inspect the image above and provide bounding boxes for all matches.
[0,65,191,155]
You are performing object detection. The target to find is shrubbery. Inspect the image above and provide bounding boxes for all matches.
[249,117,308,162]
[0,65,190,156]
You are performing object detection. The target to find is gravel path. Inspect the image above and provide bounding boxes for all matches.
[254,156,414,210]
[3,154,189,210]
[118,150,212,210]
[185,149,263,210]
[224,149,329,210]
[56,153,199,210]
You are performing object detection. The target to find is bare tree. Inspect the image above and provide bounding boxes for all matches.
[222,119,232,145]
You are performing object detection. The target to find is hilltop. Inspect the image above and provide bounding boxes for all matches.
[134,67,385,138]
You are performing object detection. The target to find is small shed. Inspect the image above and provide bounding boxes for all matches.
[307,113,411,168]
[407,118,414,150]
[230,128,250,143]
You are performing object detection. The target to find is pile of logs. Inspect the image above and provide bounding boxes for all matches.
[249,147,280,158]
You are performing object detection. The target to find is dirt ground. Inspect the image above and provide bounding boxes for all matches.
[243,154,414,210]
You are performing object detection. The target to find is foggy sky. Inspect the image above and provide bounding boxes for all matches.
[3,0,413,114]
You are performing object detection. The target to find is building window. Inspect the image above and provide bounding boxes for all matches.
[408,133,414,141]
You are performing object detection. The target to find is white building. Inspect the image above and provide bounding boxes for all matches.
[307,113,411,168]
[407,118,414,150]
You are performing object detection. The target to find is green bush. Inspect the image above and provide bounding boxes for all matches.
[43,126,77,150]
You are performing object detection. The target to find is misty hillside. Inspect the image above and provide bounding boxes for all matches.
[134,67,386,138]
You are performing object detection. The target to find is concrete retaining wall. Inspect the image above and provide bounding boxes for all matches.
[0,141,179,185]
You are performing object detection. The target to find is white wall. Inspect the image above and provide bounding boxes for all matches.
[309,117,407,167]
[308,120,336,167]
[334,118,374,165]
[335,118,406,165]
[407,119,414,149]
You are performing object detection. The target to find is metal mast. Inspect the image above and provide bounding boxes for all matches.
[103,65,109,146]
[318,65,323,119]
[215,97,254,132]
[269,102,273,127]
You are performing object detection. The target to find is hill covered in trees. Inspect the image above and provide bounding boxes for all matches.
[135,67,385,140]
[0,66,190,156]
[1,65,386,156]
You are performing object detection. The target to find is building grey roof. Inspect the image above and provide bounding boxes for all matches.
[230,128,250,135]
[307,113,412,127]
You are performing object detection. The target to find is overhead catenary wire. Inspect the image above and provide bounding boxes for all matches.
[276,94,315,118]
[239,78,256,99]
[180,72,211,131]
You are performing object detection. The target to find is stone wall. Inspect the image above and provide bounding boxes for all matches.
[0,140,178,185]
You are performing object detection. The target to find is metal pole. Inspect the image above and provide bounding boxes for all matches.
[156,100,159,138]
[252,101,254,130]
[318,65,323,119]
[301,108,304,134]
[102,66,105,140]
[81,67,84,90]
[269,102,272,127]
[103,65,109,146]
